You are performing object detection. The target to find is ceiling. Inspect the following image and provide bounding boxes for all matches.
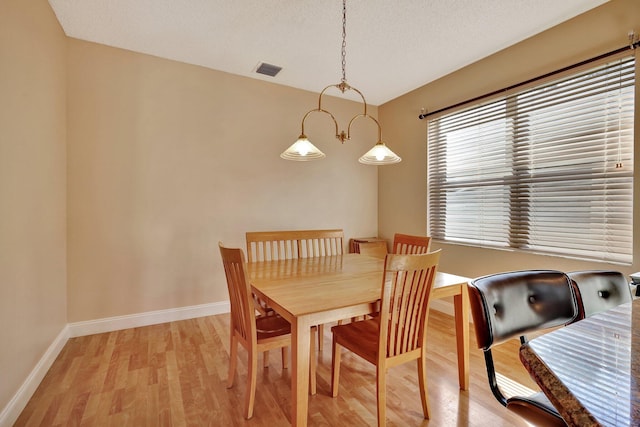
[48,0,609,106]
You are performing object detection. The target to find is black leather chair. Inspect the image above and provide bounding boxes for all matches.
[567,270,632,322]
[468,270,579,426]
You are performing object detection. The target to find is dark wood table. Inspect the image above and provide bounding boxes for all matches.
[520,299,640,427]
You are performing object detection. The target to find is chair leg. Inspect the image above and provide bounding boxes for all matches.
[245,349,258,419]
[281,347,288,369]
[376,365,387,427]
[417,353,430,419]
[227,334,238,388]
[331,337,341,397]
[318,324,324,351]
[263,350,269,368]
[310,327,317,395]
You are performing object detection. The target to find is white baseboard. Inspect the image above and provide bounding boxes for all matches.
[0,326,69,427]
[0,301,231,427]
[67,301,231,337]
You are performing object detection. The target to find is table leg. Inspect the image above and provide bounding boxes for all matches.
[453,284,470,390]
[292,317,311,426]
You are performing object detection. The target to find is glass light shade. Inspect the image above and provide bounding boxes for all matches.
[358,142,401,165]
[280,136,326,161]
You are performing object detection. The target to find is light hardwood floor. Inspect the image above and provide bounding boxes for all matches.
[15,310,543,426]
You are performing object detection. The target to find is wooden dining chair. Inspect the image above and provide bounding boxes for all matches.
[357,240,388,258]
[392,233,431,254]
[330,250,442,427]
[246,229,344,351]
[219,242,317,419]
[348,240,388,321]
[296,229,344,350]
[468,270,578,427]
[567,270,632,322]
[246,230,300,317]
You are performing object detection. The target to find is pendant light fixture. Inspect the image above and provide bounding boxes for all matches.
[280,0,401,165]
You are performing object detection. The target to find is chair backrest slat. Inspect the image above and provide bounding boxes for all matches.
[378,251,441,359]
[392,233,431,255]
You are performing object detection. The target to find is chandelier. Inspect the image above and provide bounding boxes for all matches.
[280,0,401,165]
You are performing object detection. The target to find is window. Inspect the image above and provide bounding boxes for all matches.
[427,57,635,263]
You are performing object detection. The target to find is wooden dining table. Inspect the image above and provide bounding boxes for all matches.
[247,253,470,427]
[520,299,640,427]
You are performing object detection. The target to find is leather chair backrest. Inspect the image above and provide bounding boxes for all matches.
[567,270,632,321]
[468,270,578,350]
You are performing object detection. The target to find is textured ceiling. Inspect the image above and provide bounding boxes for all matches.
[48,0,609,106]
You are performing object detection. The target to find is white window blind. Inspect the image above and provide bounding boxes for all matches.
[427,56,635,263]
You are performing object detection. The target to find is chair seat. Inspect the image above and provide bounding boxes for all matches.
[332,318,379,364]
[507,392,565,426]
[507,392,560,417]
[256,314,290,339]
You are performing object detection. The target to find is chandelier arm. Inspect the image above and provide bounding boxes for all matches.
[317,83,351,110]
[347,85,368,116]
[346,114,383,142]
[300,108,341,140]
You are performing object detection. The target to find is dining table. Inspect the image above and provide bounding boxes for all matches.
[519,298,640,427]
[247,253,470,427]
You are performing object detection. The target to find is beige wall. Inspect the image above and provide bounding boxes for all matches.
[0,0,67,414]
[379,0,640,279]
[66,39,380,322]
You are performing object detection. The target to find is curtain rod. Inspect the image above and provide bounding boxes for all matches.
[418,38,640,120]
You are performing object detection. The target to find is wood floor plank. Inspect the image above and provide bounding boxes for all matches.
[15,310,547,426]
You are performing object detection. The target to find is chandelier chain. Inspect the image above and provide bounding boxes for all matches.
[341,0,347,83]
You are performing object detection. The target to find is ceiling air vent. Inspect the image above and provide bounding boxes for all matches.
[255,62,282,77]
